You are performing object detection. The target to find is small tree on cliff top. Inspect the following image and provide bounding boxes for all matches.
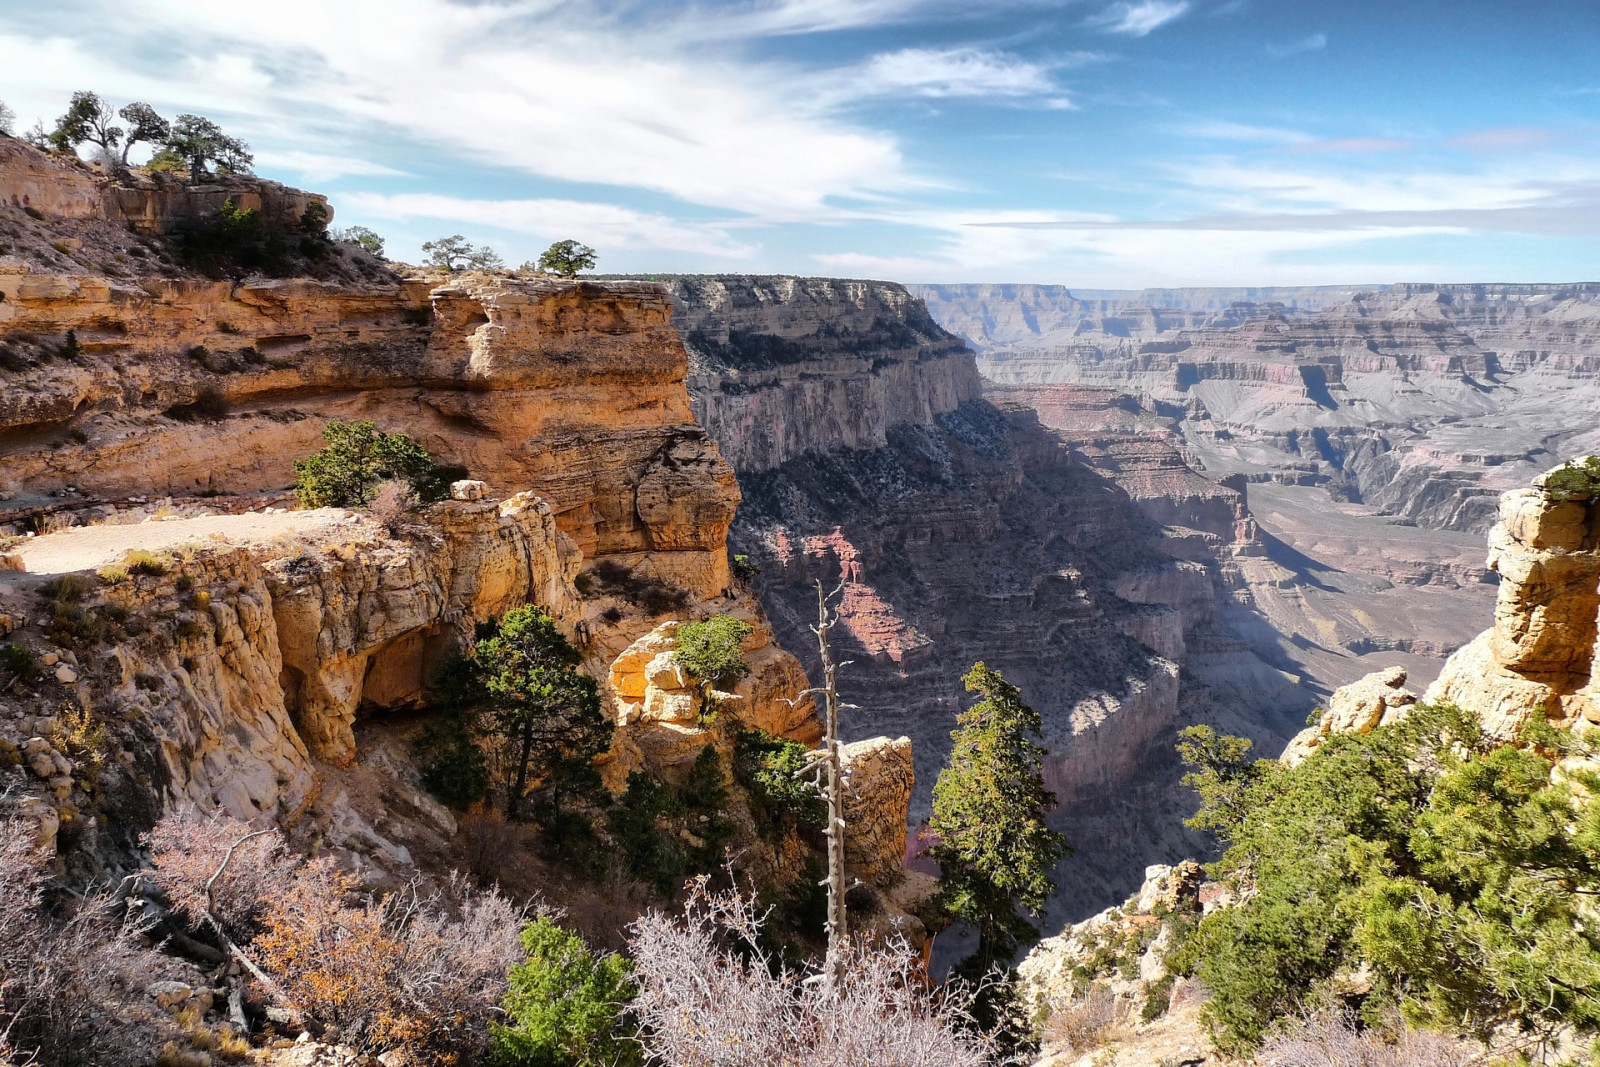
[931,663,1067,978]
[118,102,169,164]
[476,607,611,823]
[536,239,597,278]
[164,113,252,177]
[423,234,505,272]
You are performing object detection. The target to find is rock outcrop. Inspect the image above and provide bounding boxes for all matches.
[1426,460,1600,735]
[0,136,328,235]
[839,735,914,889]
[1282,665,1417,765]
[603,618,820,786]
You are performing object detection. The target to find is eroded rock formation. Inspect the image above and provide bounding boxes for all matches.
[1426,461,1600,735]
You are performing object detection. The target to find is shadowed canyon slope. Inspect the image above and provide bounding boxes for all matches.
[675,276,1367,913]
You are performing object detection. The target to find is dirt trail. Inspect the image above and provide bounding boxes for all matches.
[8,508,357,575]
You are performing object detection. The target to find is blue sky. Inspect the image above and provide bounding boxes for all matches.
[3,0,1600,285]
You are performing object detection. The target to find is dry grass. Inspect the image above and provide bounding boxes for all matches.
[1261,1014,1480,1067]
[1042,985,1120,1054]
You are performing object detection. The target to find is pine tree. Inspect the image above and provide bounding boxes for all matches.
[476,608,610,822]
[931,663,1068,976]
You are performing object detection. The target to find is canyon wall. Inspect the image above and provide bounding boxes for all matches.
[0,144,887,891]
[677,275,981,471]
[675,278,1317,916]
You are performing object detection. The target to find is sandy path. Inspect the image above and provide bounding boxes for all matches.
[10,508,357,575]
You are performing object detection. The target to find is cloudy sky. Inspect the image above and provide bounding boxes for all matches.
[3,0,1599,285]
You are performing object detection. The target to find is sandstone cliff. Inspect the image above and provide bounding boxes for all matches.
[0,148,923,901]
[675,275,981,471]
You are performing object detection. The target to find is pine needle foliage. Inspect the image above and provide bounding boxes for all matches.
[1170,704,1600,1055]
[930,663,1068,976]
[490,916,640,1067]
[293,419,443,508]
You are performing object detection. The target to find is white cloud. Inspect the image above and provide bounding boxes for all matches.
[1087,1,1191,36]
[340,192,756,258]
[253,150,408,183]
[0,2,917,219]
[1266,33,1327,58]
[834,47,1061,102]
[1181,121,1312,145]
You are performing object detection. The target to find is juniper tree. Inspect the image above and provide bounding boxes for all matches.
[422,234,504,272]
[930,663,1067,977]
[164,114,252,177]
[117,102,169,164]
[537,239,597,278]
[292,420,441,508]
[47,92,120,155]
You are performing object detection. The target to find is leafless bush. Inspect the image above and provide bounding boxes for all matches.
[1,809,173,1066]
[147,809,525,1063]
[145,807,299,941]
[367,479,414,531]
[628,875,998,1067]
[1262,1014,1479,1067]
[1042,985,1118,1053]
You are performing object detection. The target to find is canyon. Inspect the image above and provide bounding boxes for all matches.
[8,133,1600,948]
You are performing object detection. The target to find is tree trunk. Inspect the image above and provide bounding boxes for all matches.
[508,722,533,821]
[814,580,849,989]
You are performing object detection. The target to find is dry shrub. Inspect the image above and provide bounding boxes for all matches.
[145,808,300,939]
[1261,1014,1478,1067]
[628,876,996,1067]
[367,479,414,532]
[147,809,524,1064]
[1042,985,1118,1054]
[1,807,172,1066]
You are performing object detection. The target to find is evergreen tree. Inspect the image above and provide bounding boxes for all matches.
[476,608,610,822]
[47,91,119,154]
[490,916,639,1067]
[164,113,253,177]
[536,239,598,278]
[931,663,1068,976]
[1171,705,1600,1054]
[117,102,169,164]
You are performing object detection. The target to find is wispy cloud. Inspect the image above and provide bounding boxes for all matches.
[848,47,1058,99]
[1266,33,1327,58]
[1284,137,1412,154]
[1087,1,1191,36]
[253,150,408,183]
[1181,120,1312,145]
[1449,126,1567,153]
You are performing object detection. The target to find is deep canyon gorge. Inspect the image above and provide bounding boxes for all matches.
[5,135,1600,1054]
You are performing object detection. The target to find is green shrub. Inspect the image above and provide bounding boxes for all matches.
[1543,455,1600,502]
[674,615,752,691]
[733,728,824,836]
[0,643,41,682]
[293,419,446,508]
[606,748,733,897]
[731,554,761,581]
[37,573,92,604]
[59,330,80,359]
[96,565,128,586]
[1170,705,1600,1053]
[490,916,639,1067]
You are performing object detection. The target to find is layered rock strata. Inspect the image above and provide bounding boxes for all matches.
[675,275,981,471]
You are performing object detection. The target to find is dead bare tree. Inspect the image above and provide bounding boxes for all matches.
[788,576,859,988]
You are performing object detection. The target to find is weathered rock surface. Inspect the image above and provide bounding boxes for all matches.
[676,276,981,471]
[839,735,914,889]
[1,136,328,235]
[1283,665,1417,765]
[1426,461,1600,735]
